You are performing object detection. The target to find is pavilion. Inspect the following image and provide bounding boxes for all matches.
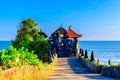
[50,25,82,57]
[67,26,82,57]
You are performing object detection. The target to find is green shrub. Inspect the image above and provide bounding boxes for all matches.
[31,35,50,58]
[0,46,45,71]
[96,59,101,65]
[85,58,90,61]
[12,18,49,58]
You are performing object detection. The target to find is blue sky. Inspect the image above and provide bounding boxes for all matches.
[0,0,120,41]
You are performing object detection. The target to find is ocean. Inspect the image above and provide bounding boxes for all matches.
[0,41,120,65]
[79,41,120,65]
[0,41,11,50]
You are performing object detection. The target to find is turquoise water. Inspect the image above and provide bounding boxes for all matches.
[0,41,11,50]
[79,41,120,65]
[0,41,120,65]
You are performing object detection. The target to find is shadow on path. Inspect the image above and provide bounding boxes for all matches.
[67,58,118,80]
[40,58,118,80]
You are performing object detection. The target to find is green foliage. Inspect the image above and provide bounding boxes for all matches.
[0,18,54,72]
[85,58,90,61]
[96,59,101,65]
[12,18,49,57]
[81,56,84,58]
[17,18,38,38]
[32,35,50,57]
[0,46,45,70]
[109,63,120,67]
[12,18,38,48]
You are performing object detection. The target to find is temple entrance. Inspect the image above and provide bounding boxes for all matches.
[49,25,81,57]
[57,46,68,57]
[57,42,69,57]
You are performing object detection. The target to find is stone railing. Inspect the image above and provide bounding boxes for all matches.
[0,55,57,80]
[79,49,120,78]
[102,66,120,78]
[79,56,102,73]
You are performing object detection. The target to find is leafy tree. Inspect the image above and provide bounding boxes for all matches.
[12,18,38,48]
[12,18,49,57]
[17,18,38,37]
[30,35,50,58]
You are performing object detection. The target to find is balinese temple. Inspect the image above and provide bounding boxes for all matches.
[49,25,82,57]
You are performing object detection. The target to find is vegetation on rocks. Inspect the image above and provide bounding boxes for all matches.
[12,18,49,58]
[0,46,44,71]
[79,49,102,66]
[0,18,53,72]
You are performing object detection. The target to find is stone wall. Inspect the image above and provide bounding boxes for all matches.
[102,66,120,78]
[79,56,120,78]
[0,56,57,80]
[79,57,101,73]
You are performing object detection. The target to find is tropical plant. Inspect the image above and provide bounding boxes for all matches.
[0,45,45,70]
[32,35,50,58]
[12,18,38,49]
[12,18,49,57]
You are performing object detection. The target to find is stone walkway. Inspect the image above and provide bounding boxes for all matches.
[40,58,118,80]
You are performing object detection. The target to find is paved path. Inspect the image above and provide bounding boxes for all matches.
[40,58,118,80]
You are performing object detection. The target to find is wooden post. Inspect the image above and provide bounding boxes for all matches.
[74,38,79,58]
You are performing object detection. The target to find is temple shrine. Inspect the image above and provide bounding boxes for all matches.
[49,25,82,57]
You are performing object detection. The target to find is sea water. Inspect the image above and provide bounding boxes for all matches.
[0,41,120,65]
[0,41,11,50]
[79,41,120,65]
